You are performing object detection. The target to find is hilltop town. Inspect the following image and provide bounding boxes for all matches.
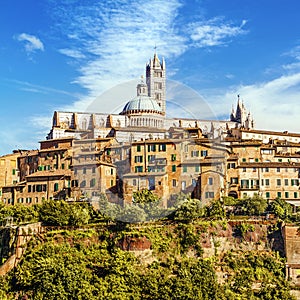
[1,53,300,207]
[1,54,300,299]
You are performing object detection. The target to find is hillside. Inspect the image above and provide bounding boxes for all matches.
[0,195,298,299]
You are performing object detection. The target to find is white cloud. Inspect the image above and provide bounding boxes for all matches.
[16,33,44,53]
[52,0,247,114]
[187,18,247,47]
[205,71,300,133]
[59,48,85,59]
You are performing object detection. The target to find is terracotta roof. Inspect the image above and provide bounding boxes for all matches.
[123,171,167,177]
[240,128,300,138]
[26,170,72,178]
[39,148,69,153]
[239,162,300,168]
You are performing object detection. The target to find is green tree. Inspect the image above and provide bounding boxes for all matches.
[174,198,204,222]
[132,189,159,203]
[38,200,91,226]
[240,194,268,216]
[205,200,226,219]
[271,198,292,220]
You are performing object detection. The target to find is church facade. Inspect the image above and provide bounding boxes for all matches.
[47,53,251,144]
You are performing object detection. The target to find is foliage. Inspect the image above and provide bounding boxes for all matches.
[235,223,255,238]
[222,251,295,299]
[0,203,38,225]
[132,189,160,204]
[38,200,91,226]
[205,200,226,219]
[173,198,204,222]
[240,194,268,216]
[270,198,293,220]
[222,196,239,206]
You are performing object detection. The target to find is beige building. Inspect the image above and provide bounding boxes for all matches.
[3,53,300,207]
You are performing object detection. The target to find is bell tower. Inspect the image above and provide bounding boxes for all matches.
[146,51,166,115]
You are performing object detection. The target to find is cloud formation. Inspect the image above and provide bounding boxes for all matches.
[51,0,247,114]
[16,33,44,53]
[187,18,247,47]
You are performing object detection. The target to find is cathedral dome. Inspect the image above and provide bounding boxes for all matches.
[120,95,163,115]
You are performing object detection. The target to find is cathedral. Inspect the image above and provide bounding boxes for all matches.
[47,52,253,143]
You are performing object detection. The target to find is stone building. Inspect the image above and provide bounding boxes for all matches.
[5,53,300,207]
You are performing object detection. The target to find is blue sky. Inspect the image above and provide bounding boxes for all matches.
[1,0,300,155]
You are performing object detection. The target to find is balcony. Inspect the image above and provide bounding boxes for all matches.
[240,185,260,190]
[148,158,167,166]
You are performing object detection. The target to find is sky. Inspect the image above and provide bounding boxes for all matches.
[1,0,300,155]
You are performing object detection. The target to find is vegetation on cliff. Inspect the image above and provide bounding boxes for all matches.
[0,192,298,299]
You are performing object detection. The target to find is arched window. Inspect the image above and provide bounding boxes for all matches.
[82,118,87,130]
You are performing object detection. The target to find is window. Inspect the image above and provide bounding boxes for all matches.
[159,144,166,151]
[292,179,299,186]
[90,178,96,187]
[285,192,289,198]
[265,167,269,172]
[83,168,86,174]
[135,166,143,173]
[255,158,259,162]
[195,165,200,172]
[205,192,214,199]
[71,180,78,187]
[183,166,187,173]
[241,179,249,188]
[92,167,96,173]
[54,183,59,192]
[265,179,270,186]
[277,179,281,186]
[242,158,246,162]
[111,168,114,175]
[80,181,86,188]
[133,179,137,186]
[171,154,176,161]
[191,150,199,157]
[148,155,155,162]
[266,192,270,198]
[261,179,264,186]
[231,177,238,184]
[261,149,272,154]
[208,177,213,185]
[61,163,65,170]
[135,156,143,163]
[12,169,16,175]
[172,179,177,187]
[284,179,289,186]
[253,167,257,172]
[294,192,298,198]
[278,159,282,162]
[201,150,208,157]
[148,144,156,152]
[172,165,176,172]
[277,167,280,172]
[137,145,141,152]
[243,167,246,172]
[227,163,236,169]
[28,185,32,193]
[277,192,282,198]
[192,179,197,187]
